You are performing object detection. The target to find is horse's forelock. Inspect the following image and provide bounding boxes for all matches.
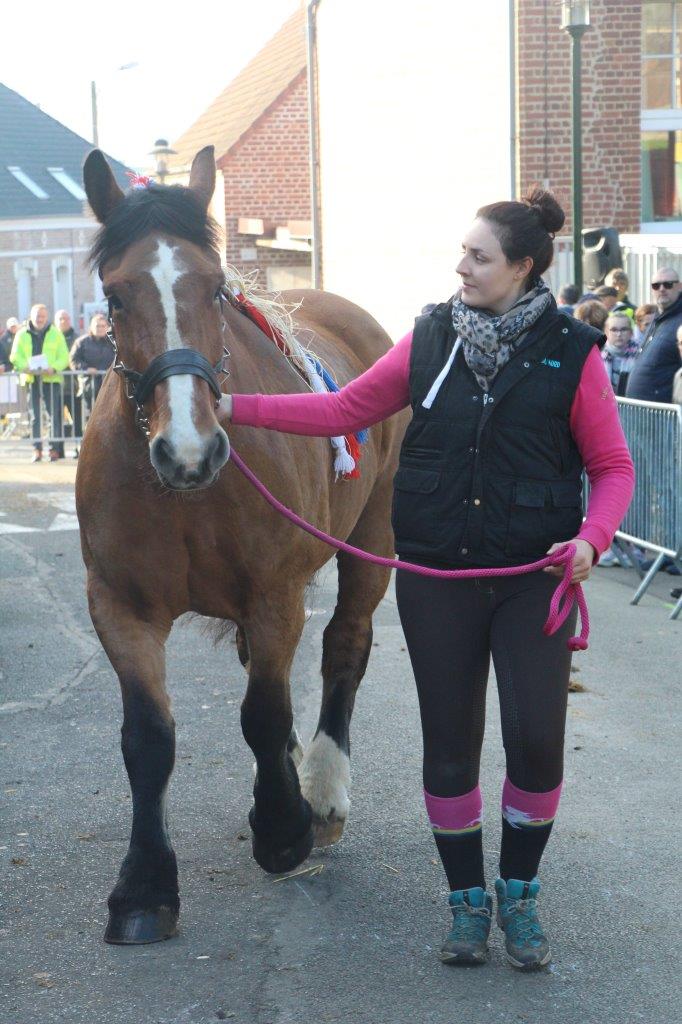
[89,185,222,274]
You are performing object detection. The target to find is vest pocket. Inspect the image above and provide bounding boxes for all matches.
[391,465,443,547]
[505,480,582,557]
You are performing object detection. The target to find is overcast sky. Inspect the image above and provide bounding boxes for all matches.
[3,0,301,169]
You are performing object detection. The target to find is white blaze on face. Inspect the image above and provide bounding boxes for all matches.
[149,240,204,467]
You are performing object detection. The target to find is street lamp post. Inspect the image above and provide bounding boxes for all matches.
[90,63,139,150]
[149,139,177,185]
[561,1,591,296]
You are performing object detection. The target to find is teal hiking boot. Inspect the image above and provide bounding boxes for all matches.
[440,886,492,965]
[495,877,551,969]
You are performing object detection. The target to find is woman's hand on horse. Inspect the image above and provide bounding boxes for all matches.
[543,538,596,583]
[218,394,232,422]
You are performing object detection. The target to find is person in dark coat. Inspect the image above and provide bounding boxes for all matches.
[0,317,20,371]
[56,310,81,455]
[69,313,114,416]
[626,267,682,402]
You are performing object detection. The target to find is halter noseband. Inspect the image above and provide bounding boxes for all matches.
[107,294,230,437]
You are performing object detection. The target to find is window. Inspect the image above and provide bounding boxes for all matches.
[47,168,86,200]
[642,2,682,225]
[7,166,49,199]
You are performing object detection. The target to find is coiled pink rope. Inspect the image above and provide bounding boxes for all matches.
[229,449,590,651]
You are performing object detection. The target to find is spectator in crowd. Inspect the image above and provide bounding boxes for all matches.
[604,268,636,317]
[56,310,80,457]
[573,299,608,345]
[602,313,640,396]
[0,316,20,371]
[626,266,682,403]
[70,313,114,416]
[9,303,69,462]
[56,309,77,348]
[556,283,579,314]
[673,325,682,405]
[633,303,656,346]
[593,285,619,312]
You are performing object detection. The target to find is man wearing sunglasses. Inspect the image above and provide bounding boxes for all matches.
[626,267,682,403]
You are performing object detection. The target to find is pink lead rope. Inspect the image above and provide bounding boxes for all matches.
[228,449,590,651]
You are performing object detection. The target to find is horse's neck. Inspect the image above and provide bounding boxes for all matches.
[225,305,307,395]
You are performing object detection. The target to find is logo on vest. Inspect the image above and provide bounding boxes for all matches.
[541,358,561,368]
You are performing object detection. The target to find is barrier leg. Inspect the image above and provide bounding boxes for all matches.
[630,551,666,606]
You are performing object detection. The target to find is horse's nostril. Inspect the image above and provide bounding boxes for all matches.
[206,429,230,472]
[151,435,176,472]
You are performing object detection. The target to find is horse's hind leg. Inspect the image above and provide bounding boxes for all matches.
[299,489,393,847]
[87,575,177,944]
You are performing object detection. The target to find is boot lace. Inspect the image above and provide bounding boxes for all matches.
[449,902,491,941]
[503,897,545,947]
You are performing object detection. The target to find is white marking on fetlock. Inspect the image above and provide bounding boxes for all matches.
[298,732,350,822]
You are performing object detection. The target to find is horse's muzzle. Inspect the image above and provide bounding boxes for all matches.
[150,427,230,490]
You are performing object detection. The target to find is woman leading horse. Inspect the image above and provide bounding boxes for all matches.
[77,146,406,944]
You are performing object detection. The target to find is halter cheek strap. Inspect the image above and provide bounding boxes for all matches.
[107,296,230,437]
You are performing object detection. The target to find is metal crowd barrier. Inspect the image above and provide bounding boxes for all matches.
[613,397,682,621]
[0,370,107,449]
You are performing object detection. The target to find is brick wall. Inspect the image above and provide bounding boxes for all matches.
[0,223,100,329]
[516,0,642,234]
[217,70,311,290]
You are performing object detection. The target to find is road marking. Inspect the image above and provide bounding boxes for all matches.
[0,522,41,534]
[27,491,76,514]
[47,512,79,532]
[0,492,79,533]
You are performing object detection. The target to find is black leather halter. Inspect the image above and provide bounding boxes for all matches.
[107,295,230,437]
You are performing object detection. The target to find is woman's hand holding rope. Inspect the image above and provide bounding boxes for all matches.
[544,538,596,583]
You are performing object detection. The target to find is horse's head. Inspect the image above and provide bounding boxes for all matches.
[84,147,230,490]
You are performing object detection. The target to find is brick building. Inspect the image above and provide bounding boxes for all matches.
[169,9,311,292]
[0,83,129,328]
[516,1,642,233]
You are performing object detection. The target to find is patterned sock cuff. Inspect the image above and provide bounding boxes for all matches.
[501,776,563,829]
[424,785,483,836]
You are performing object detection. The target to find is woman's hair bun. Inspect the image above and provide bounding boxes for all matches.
[522,187,565,236]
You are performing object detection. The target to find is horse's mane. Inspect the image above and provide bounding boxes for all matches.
[89,183,313,380]
[89,183,222,273]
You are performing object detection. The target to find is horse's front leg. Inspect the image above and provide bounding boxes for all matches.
[241,598,313,874]
[87,575,177,944]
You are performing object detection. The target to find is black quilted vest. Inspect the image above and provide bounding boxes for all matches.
[391,298,601,568]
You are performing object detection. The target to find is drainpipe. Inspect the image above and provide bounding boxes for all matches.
[509,0,517,199]
[306,0,323,289]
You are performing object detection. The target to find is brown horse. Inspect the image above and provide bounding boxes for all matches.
[77,146,406,944]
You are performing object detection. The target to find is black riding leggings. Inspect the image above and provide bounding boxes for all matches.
[396,568,577,890]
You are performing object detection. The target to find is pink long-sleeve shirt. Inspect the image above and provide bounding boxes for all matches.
[232,332,635,557]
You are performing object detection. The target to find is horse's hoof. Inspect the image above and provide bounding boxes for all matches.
[251,825,314,874]
[104,906,179,945]
[312,815,346,848]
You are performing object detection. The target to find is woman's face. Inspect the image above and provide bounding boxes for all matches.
[455,218,533,314]
[637,313,654,334]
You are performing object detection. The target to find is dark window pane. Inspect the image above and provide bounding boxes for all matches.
[643,1,673,54]
[642,130,682,220]
[643,56,674,106]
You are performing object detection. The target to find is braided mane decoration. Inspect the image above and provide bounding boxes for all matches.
[223,264,366,479]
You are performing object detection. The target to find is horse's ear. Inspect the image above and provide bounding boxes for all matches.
[83,150,125,224]
[188,146,216,210]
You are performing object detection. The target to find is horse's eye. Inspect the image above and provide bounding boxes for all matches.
[108,294,123,312]
[214,286,225,303]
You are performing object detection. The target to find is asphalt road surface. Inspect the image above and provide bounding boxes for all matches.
[1,456,680,1024]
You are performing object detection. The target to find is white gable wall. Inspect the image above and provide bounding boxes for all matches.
[316,1,513,341]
